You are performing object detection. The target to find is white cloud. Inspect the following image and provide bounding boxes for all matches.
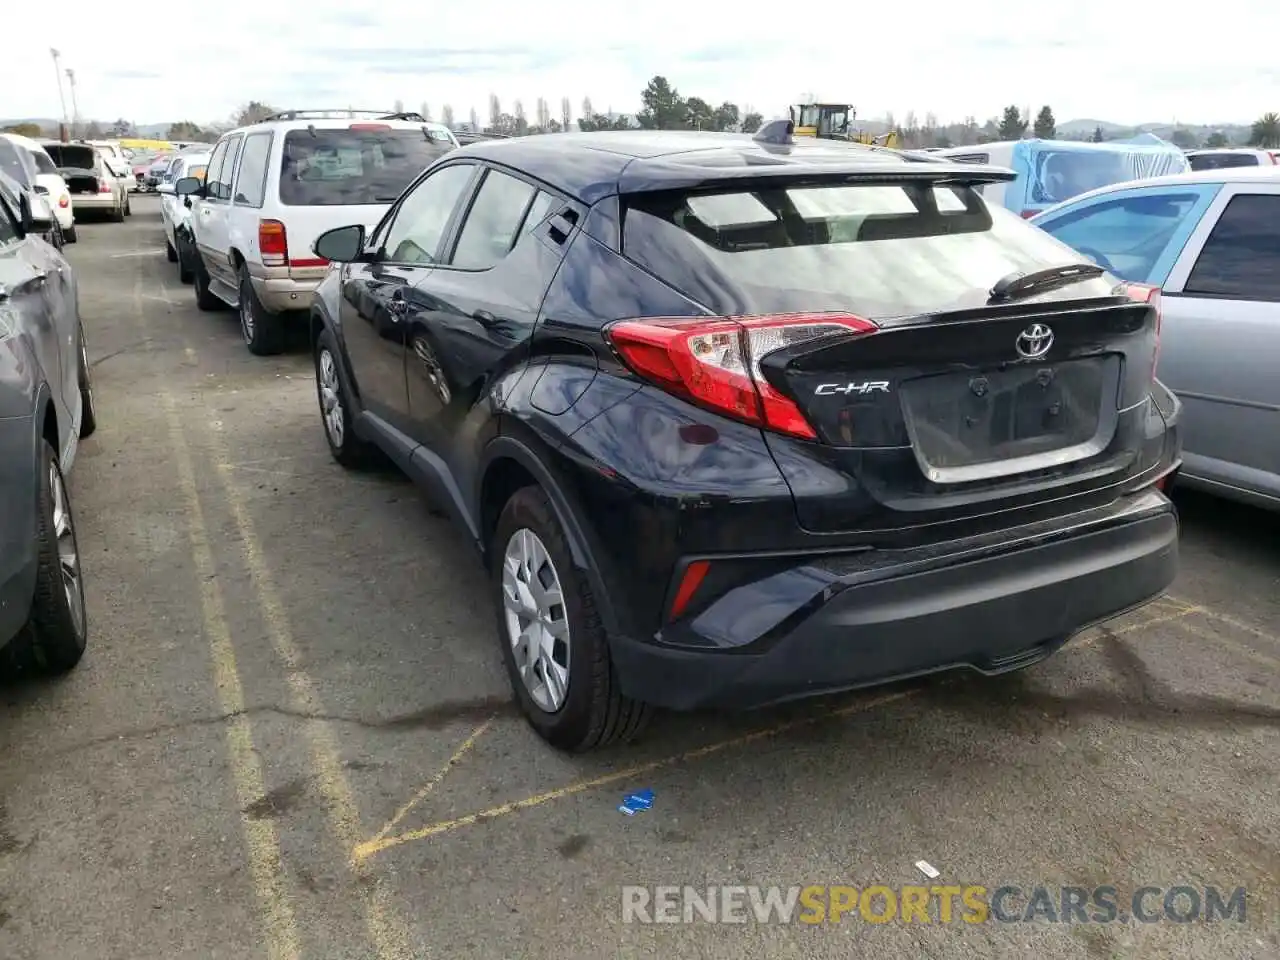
[8,1,1277,126]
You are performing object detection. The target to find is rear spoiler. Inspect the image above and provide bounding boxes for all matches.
[617,162,1018,196]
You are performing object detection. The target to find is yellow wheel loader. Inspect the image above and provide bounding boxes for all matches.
[788,103,899,148]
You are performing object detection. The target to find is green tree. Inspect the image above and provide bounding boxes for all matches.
[1248,112,1280,148]
[1033,106,1056,139]
[997,105,1026,140]
[84,120,104,138]
[110,118,134,137]
[166,121,203,140]
[685,97,714,130]
[637,76,687,129]
[740,111,763,134]
[234,102,276,126]
[1204,131,1229,148]
[1169,128,1197,150]
[1091,125,1105,142]
[710,102,740,132]
[441,104,455,128]
[2,122,43,136]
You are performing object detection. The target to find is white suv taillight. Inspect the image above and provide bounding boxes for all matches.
[259,219,287,267]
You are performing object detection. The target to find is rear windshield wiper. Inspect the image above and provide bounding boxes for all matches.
[988,262,1105,304]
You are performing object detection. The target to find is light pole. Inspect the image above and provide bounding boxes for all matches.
[66,68,80,138]
[50,48,69,139]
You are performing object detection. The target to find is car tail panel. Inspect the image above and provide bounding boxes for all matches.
[617,173,1168,539]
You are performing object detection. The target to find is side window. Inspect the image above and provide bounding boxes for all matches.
[449,169,538,270]
[0,140,29,187]
[204,140,230,196]
[211,136,242,201]
[1184,194,1280,301]
[382,164,476,264]
[0,195,20,245]
[519,191,557,238]
[1037,191,1204,284]
[233,133,273,207]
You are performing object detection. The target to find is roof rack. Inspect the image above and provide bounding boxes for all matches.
[259,109,430,123]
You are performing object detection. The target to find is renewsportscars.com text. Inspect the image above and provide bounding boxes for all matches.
[621,884,1248,925]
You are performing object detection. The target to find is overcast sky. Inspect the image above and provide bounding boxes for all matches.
[9,1,1276,127]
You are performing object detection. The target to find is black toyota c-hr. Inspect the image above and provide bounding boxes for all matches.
[308,126,1181,752]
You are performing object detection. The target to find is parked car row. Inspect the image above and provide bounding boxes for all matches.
[146,114,1184,751]
[0,133,134,244]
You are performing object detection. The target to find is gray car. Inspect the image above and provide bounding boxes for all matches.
[1033,167,1280,510]
[0,170,97,673]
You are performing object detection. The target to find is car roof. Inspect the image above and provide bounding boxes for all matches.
[449,130,994,204]
[1031,165,1280,219]
[219,116,456,140]
[1185,147,1267,155]
[0,132,48,153]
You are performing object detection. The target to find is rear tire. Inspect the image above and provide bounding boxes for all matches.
[64,224,77,244]
[111,199,125,223]
[491,486,651,752]
[239,266,284,356]
[192,253,221,311]
[166,238,177,262]
[6,440,88,675]
[176,230,194,284]
[124,196,131,217]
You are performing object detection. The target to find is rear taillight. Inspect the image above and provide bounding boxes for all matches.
[1122,283,1162,376]
[606,313,879,440]
[258,219,287,267]
[1020,209,1038,219]
[98,179,112,193]
[58,195,69,208]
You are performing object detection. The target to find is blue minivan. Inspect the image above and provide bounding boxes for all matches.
[934,135,1190,219]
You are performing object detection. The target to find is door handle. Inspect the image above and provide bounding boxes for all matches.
[472,309,497,327]
[31,271,47,284]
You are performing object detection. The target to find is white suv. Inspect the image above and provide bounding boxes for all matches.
[175,110,459,355]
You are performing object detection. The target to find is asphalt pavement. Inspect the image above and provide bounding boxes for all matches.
[0,197,1276,960]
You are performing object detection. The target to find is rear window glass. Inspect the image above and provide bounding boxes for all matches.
[279,129,451,206]
[623,181,1102,318]
[43,144,97,170]
[1187,152,1260,170]
[1029,151,1136,205]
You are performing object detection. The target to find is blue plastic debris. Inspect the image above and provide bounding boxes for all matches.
[618,789,655,816]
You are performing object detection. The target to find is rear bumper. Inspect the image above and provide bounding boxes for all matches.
[71,194,117,210]
[247,263,324,314]
[611,488,1179,711]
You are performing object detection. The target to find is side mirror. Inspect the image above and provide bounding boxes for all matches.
[175,176,204,197]
[314,224,367,263]
[24,193,55,235]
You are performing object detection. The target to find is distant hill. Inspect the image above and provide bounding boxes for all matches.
[1,118,201,139]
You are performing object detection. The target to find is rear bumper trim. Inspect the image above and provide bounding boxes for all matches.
[611,491,1179,711]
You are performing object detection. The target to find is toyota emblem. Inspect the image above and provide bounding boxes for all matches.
[1015,323,1054,360]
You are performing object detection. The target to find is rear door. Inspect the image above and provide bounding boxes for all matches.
[275,123,453,281]
[620,178,1163,537]
[1160,185,1280,491]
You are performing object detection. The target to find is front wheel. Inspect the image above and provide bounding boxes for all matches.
[6,440,88,674]
[314,328,373,467]
[491,486,651,751]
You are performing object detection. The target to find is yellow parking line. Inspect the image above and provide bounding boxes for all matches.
[360,717,493,856]
[1174,614,1280,672]
[207,444,414,959]
[354,603,1200,862]
[1191,606,1280,650]
[354,690,915,860]
[129,234,302,960]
